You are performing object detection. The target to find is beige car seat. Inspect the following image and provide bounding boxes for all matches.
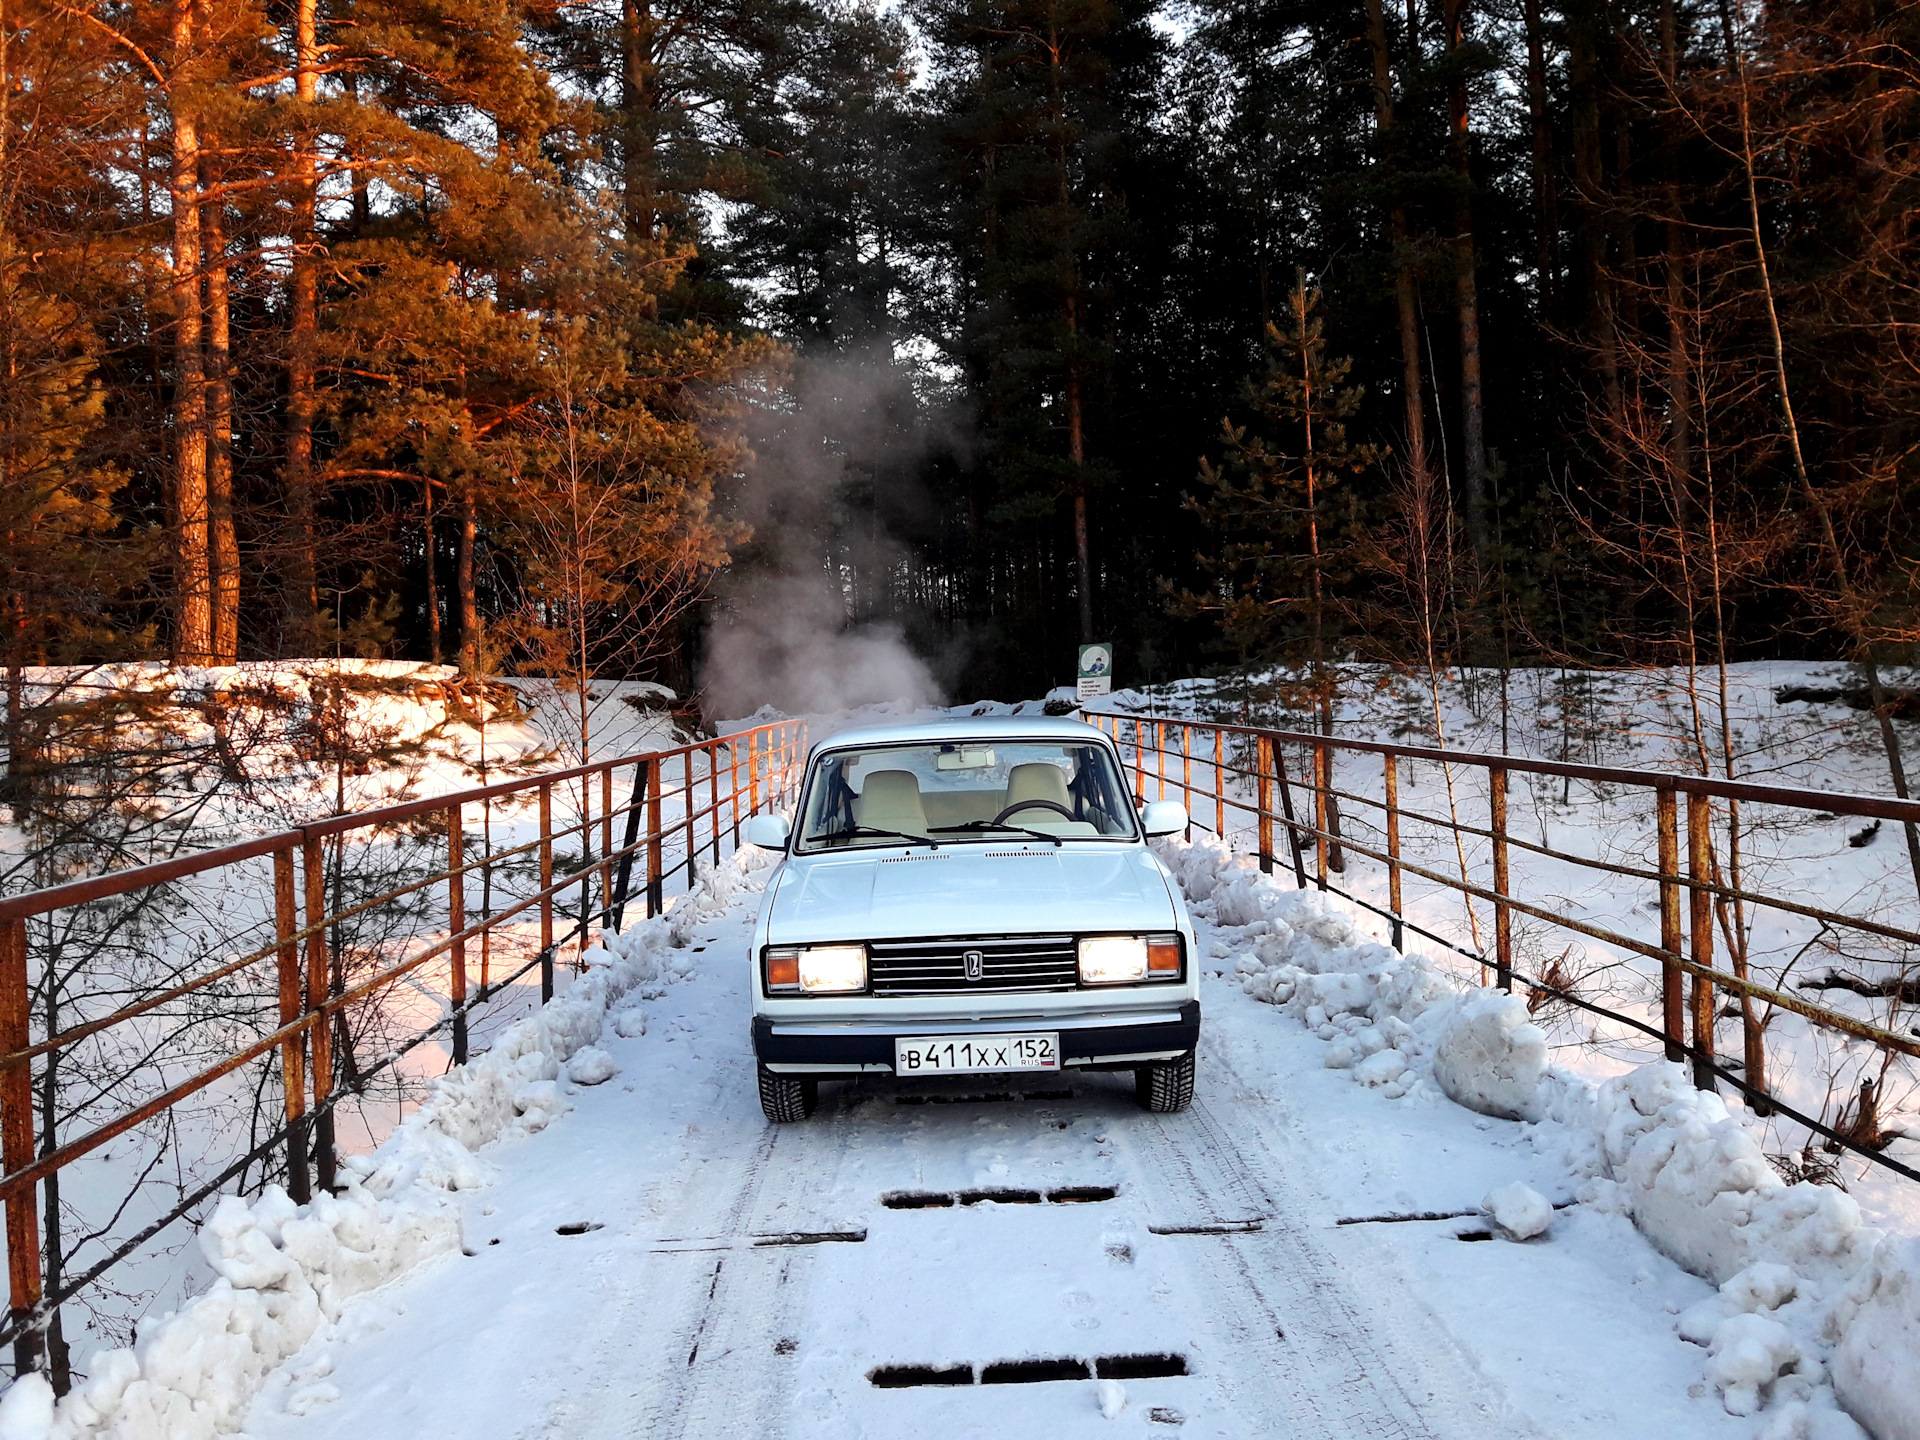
[853,770,930,834]
[1003,762,1073,817]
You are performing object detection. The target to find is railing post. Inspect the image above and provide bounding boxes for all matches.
[538,782,554,1004]
[273,849,310,1204]
[609,759,649,932]
[1490,766,1512,992]
[446,805,468,1066]
[1214,729,1225,836]
[1132,721,1147,803]
[750,732,762,817]
[1384,754,1403,951]
[685,750,698,892]
[709,745,721,864]
[1656,788,1685,1063]
[1181,726,1192,816]
[1,917,44,1379]
[1156,722,1167,799]
[1311,740,1330,890]
[1272,741,1310,888]
[301,836,334,1192]
[1255,735,1274,874]
[647,756,664,918]
[600,767,614,947]
[1687,790,1717,1091]
[731,738,742,845]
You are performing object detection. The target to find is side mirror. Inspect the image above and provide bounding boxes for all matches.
[1141,800,1189,838]
[745,812,791,850]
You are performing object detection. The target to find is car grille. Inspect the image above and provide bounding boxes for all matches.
[867,936,1078,995]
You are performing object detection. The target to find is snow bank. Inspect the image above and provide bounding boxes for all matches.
[1160,833,1913,1438]
[0,844,776,1440]
[1831,1237,1920,1440]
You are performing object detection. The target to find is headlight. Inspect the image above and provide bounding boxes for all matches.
[1077,933,1183,984]
[798,944,867,994]
[1078,935,1148,984]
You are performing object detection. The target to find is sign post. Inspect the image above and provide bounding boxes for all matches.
[1077,642,1113,700]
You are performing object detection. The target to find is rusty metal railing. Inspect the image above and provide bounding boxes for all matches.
[1087,711,1920,1188]
[0,717,806,1381]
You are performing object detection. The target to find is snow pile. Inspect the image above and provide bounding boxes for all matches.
[0,844,777,1440]
[1484,1181,1553,1240]
[566,1047,618,1086]
[1432,992,1548,1123]
[1160,833,1910,1437]
[1584,1064,1882,1287]
[1831,1237,1920,1440]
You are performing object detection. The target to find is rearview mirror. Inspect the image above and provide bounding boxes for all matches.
[745,813,791,850]
[1141,800,1189,837]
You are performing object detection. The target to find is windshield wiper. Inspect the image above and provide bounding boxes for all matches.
[817,825,938,849]
[928,820,1063,848]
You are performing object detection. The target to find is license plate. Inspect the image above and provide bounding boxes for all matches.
[894,1032,1060,1075]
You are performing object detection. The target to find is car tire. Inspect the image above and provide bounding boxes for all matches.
[1136,1052,1195,1113]
[758,1065,818,1123]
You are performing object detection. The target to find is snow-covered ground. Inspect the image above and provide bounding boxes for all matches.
[12,816,1910,1439]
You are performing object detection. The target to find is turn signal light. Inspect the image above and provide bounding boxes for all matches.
[1147,936,1183,976]
[766,949,801,992]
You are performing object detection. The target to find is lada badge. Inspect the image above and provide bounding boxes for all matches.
[964,949,985,982]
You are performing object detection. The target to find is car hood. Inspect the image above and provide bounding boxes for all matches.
[766,845,1178,943]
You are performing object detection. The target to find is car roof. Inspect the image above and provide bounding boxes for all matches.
[808,714,1114,754]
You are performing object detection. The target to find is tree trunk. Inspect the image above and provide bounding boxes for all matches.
[621,0,658,242]
[1521,0,1559,329]
[284,0,320,654]
[39,979,70,1396]
[1362,0,1432,496]
[1570,8,1625,445]
[1069,365,1092,644]
[1660,0,1692,518]
[424,485,441,663]
[457,487,480,674]
[1444,0,1488,560]
[203,151,239,664]
[169,0,211,664]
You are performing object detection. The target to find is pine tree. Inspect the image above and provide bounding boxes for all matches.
[1178,275,1377,715]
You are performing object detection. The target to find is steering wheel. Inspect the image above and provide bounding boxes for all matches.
[993,798,1077,825]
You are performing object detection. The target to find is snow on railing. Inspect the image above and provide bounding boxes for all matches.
[0,718,806,1387]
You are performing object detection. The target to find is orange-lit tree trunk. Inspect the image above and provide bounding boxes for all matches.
[284,0,320,653]
[169,0,211,663]
[203,146,238,663]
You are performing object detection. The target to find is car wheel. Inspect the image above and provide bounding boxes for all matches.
[1135,1052,1195,1113]
[758,1064,818,1123]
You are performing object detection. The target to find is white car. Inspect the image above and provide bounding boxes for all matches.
[743,716,1200,1122]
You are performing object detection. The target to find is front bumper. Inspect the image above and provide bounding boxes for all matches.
[751,1001,1200,1076]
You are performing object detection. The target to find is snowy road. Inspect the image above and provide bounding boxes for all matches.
[244,882,1756,1440]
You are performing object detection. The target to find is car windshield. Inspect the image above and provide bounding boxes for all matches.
[794,740,1139,851]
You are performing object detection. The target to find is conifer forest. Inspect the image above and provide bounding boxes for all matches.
[3,0,1918,710]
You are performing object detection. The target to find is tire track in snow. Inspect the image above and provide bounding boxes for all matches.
[651,1096,865,1440]
[1137,1031,1537,1440]
[548,1060,868,1440]
[533,1057,785,1440]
